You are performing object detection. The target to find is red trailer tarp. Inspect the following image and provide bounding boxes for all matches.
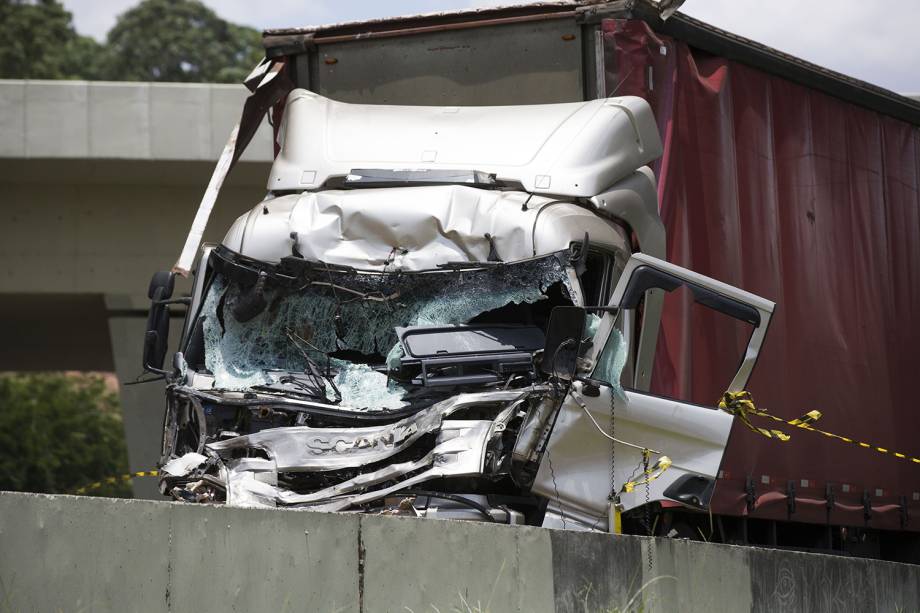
[605,19,920,530]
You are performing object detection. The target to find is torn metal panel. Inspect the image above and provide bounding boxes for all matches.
[173,124,238,276]
[195,389,533,510]
[222,185,632,271]
[225,458,278,508]
[207,390,526,472]
[161,452,208,477]
[279,419,495,510]
[173,59,293,276]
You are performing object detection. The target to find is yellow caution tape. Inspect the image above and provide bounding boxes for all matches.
[610,503,623,534]
[73,470,159,495]
[621,452,673,494]
[720,391,920,465]
[719,391,808,441]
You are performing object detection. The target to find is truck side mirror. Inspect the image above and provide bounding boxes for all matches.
[143,271,175,374]
[541,306,586,380]
[148,270,175,301]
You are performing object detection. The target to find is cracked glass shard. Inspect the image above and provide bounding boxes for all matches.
[593,327,628,401]
[200,254,574,399]
[328,358,407,410]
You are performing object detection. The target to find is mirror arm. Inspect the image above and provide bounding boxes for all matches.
[151,296,191,306]
[142,330,171,376]
[577,376,604,397]
[124,374,166,386]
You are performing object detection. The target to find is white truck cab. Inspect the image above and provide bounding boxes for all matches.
[143,91,773,530]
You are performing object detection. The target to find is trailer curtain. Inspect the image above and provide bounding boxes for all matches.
[604,19,920,530]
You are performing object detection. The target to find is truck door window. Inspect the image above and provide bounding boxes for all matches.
[655,285,754,404]
[579,249,615,306]
[592,282,755,403]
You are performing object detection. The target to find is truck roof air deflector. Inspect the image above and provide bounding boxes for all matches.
[268,90,663,197]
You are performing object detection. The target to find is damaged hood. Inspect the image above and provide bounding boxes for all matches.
[223,185,573,271]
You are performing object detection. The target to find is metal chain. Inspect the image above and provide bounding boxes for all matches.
[610,386,653,571]
[547,450,566,530]
[644,451,653,571]
[608,387,617,525]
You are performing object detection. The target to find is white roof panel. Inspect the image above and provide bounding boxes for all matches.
[267,89,662,197]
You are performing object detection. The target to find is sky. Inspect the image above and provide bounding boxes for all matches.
[60,0,920,94]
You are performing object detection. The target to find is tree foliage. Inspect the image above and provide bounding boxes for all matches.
[0,0,263,83]
[0,373,133,498]
[105,0,263,83]
[0,0,105,80]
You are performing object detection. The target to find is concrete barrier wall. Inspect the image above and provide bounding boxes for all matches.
[2,492,918,612]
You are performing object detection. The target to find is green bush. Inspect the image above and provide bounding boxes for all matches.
[0,373,132,498]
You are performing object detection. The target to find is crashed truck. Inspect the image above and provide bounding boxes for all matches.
[142,86,774,533]
[137,0,920,559]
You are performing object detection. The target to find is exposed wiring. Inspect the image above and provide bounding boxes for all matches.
[530,200,569,256]
[520,192,535,212]
[395,490,498,523]
[549,338,577,398]
[569,390,660,454]
[290,275,400,303]
[283,327,342,403]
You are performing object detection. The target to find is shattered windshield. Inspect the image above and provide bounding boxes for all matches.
[196,251,576,406]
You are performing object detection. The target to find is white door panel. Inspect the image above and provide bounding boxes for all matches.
[532,380,733,525]
[534,253,773,529]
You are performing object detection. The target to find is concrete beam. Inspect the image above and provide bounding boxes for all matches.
[0,82,279,500]
[3,492,920,613]
[0,80,273,162]
[106,315,181,500]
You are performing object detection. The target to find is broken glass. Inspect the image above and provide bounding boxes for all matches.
[328,358,407,409]
[201,254,574,401]
[593,327,627,390]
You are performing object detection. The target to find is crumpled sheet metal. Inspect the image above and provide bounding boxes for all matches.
[203,389,535,509]
[224,186,536,270]
[225,458,278,508]
[222,184,629,271]
[161,452,208,477]
[282,420,494,510]
[230,420,494,511]
[207,389,527,472]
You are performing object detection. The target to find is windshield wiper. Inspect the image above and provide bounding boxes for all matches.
[435,261,505,270]
[283,328,342,404]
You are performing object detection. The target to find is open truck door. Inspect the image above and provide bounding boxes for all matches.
[533,252,774,530]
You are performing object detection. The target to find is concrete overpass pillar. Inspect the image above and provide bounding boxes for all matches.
[106,296,181,500]
[0,80,276,498]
